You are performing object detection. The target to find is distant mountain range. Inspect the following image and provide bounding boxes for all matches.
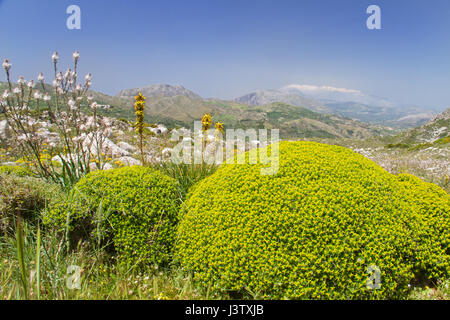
[116,84,202,100]
[279,84,395,108]
[235,84,443,128]
[235,89,330,114]
[393,108,450,144]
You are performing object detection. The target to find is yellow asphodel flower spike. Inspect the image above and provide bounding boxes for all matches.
[134,92,147,165]
[201,113,212,132]
[215,121,224,134]
[135,92,146,102]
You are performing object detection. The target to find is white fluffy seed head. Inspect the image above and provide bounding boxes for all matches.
[2,59,11,71]
[52,51,59,63]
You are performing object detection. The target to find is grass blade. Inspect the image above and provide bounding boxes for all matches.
[36,223,41,300]
[16,216,28,299]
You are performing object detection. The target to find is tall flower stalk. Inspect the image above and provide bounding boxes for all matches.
[200,114,212,165]
[134,92,146,165]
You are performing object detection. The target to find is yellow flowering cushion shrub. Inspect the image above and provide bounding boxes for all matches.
[0,165,34,177]
[44,166,180,267]
[176,141,450,299]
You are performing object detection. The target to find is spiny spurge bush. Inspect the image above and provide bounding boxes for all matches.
[176,141,450,299]
[44,166,180,267]
[0,174,62,235]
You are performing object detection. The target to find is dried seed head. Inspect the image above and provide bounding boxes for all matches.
[2,59,11,71]
[52,51,59,63]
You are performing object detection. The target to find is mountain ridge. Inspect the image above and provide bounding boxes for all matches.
[235,84,442,128]
[116,84,202,100]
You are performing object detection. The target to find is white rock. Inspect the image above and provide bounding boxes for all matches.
[117,141,136,153]
[83,133,130,157]
[103,163,113,170]
[116,156,141,166]
[179,127,191,136]
[157,125,168,134]
[0,120,11,140]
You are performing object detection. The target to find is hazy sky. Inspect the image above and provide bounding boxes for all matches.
[1,0,450,108]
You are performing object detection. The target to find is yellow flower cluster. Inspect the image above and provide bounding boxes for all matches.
[134,92,146,135]
[176,141,450,299]
[0,165,34,177]
[214,121,224,134]
[201,113,212,132]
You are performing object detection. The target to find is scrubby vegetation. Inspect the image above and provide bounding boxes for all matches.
[1,51,449,301]
[0,165,34,177]
[1,141,449,300]
[43,166,180,268]
[0,173,63,236]
[176,141,450,299]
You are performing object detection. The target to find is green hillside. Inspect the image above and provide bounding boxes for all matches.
[385,108,450,148]
[96,94,395,139]
[0,82,395,139]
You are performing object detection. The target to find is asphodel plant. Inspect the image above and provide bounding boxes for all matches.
[0,51,108,188]
[134,92,146,165]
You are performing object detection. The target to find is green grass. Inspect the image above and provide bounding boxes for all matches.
[1,220,448,300]
[150,162,218,199]
[0,219,232,300]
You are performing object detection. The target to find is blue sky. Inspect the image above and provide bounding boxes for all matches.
[1,0,450,108]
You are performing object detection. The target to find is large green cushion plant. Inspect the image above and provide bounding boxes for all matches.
[44,166,180,267]
[176,141,450,299]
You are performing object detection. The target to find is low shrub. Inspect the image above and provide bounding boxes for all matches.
[43,166,180,267]
[385,143,411,149]
[0,174,62,235]
[434,136,450,145]
[0,165,34,177]
[176,141,450,299]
